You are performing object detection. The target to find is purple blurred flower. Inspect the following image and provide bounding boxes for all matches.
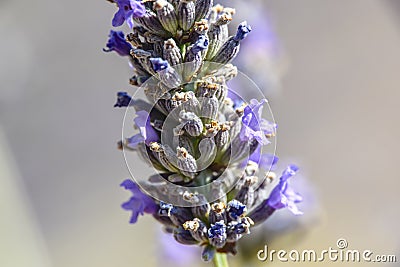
[127,110,159,148]
[120,179,158,223]
[159,229,199,267]
[240,99,276,145]
[268,164,303,215]
[103,30,132,56]
[112,0,146,28]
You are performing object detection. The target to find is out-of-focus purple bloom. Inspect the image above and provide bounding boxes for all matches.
[240,99,276,145]
[103,30,132,56]
[127,110,159,148]
[150,58,169,72]
[267,164,303,215]
[159,229,199,267]
[114,92,132,107]
[112,0,146,28]
[120,179,158,223]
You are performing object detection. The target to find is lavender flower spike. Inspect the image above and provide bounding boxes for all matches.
[103,0,304,263]
[103,30,132,56]
[120,179,158,223]
[112,0,146,28]
[268,164,303,215]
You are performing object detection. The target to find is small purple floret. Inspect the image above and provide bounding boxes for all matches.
[120,179,157,224]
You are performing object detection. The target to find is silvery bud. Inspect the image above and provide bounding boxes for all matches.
[174,227,199,245]
[174,134,195,155]
[183,35,209,81]
[200,96,219,120]
[235,176,258,208]
[214,122,230,149]
[208,4,224,23]
[183,218,208,242]
[195,0,213,21]
[179,111,203,137]
[209,202,227,224]
[177,0,196,31]
[177,147,197,179]
[150,58,182,88]
[196,137,217,170]
[134,10,169,37]
[205,12,232,60]
[182,91,201,113]
[183,193,210,220]
[213,64,238,81]
[163,39,183,66]
[212,21,252,64]
[144,32,164,57]
[204,120,220,138]
[154,0,178,34]
[131,49,156,76]
[150,142,179,172]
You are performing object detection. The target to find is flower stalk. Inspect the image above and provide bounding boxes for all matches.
[212,252,229,267]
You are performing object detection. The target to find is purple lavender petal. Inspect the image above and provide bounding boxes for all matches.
[120,179,158,223]
[103,30,132,56]
[134,110,159,144]
[112,0,145,27]
[267,164,303,215]
[239,99,273,145]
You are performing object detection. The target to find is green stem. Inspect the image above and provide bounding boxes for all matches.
[212,252,229,267]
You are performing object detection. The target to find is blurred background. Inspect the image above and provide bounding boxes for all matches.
[1,0,399,266]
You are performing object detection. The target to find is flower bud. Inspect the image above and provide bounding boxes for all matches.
[154,0,178,34]
[179,111,203,136]
[134,10,169,37]
[211,21,252,64]
[195,0,213,21]
[183,218,208,242]
[177,0,196,31]
[177,147,198,179]
[174,227,199,245]
[209,202,227,224]
[208,220,227,248]
[163,38,183,66]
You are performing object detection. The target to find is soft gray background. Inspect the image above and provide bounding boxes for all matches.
[0,0,399,266]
